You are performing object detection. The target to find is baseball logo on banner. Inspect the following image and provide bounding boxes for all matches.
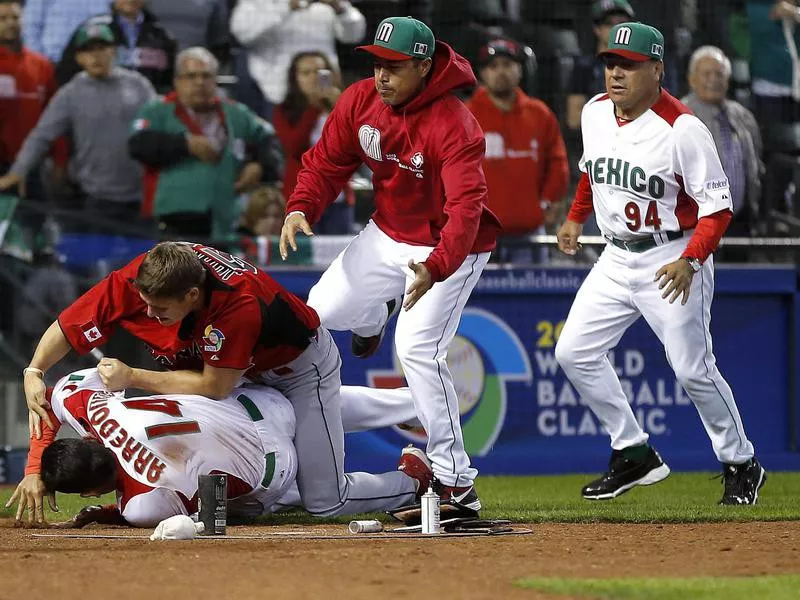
[368,308,532,455]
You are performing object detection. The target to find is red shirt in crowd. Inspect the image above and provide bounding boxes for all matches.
[0,45,58,164]
[58,244,321,375]
[286,42,502,283]
[273,104,322,200]
[467,86,570,235]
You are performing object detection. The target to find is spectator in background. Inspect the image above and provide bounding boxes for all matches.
[231,0,366,115]
[57,0,177,93]
[128,47,284,241]
[0,23,155,229]
[467,38,569,263]
[21,0,109,63]
[566,0,635,131]
[747,0,800,124]
[682,46,764,252]
[0,0,59,199]
[274,52,354,234]
[17,246,79,357]
[238,184,285,237]
[148,0,230,61]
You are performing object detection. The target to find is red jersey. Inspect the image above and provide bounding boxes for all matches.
[287,42,502,283]
[273,104,322,200]
[0,45,57,163]
[58,244,320,374]
[466,87,569,235]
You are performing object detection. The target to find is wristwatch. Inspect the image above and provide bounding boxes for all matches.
[684,257,702,272]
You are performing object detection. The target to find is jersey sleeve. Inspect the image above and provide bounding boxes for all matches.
[24,408,60,476]
[58,255,146,354]
[673,114,733,219]
[121,487,189,528]
[199,295,262,370]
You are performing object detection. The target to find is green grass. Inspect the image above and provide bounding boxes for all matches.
[2,472,800,524]
[517,575,800,600]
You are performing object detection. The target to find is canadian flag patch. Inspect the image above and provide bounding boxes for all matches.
[81,321,103,343]
[133,118,150,131]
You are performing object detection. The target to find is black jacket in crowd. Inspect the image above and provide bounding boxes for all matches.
[57,7,177,93]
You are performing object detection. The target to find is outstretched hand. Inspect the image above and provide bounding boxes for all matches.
[5,474,58,525]
[654,259,695,305]
[279,213,314,260]
[403,260,432,311]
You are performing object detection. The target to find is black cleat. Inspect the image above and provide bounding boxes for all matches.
[719,458,767,505]
[582,446,671,500]
[351,298,399,358]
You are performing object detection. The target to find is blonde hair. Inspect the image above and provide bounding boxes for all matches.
[241,186,285,231]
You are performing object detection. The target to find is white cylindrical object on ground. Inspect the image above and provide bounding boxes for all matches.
[421,486,440,535]
[348,520,384,534]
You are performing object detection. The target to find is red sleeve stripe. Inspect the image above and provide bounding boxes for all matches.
[567,172,594,223]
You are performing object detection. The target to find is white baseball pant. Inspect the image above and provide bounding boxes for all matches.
[555,236,755,464]
[308,220,489,487]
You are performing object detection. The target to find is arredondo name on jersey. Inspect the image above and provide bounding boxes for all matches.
[585,157,666,198]
[86,393,167,484]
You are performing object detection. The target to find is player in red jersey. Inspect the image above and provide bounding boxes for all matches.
[21,242,420,517]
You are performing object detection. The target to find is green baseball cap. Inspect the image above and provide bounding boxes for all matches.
[600,22,664,62]
[592,0,635,23]
[357,16,435,61]
[74,23,116,49]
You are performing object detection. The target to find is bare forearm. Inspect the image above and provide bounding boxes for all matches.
[129,368,229,399]
[29,321,72,373]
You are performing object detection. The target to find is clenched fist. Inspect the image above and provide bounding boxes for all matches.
[98,358,133,391]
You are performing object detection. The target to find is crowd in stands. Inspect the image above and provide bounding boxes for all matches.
[1,0,800,356]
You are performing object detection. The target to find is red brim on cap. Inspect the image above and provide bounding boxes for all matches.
[356,45,413,61]
[599,48,651,62]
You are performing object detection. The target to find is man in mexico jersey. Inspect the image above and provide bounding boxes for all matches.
[16,368,297,527]
[555,22,765,505]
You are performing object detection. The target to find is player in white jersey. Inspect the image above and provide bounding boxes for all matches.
[555,22,766,505]
[8,369,297,527]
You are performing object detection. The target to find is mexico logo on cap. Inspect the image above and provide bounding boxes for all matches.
[614,26,632,45]
[376,22,394,43]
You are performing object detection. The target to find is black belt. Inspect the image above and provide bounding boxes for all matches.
[607,231,685,253]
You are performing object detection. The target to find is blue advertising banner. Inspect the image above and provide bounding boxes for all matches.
[272,266,800,475]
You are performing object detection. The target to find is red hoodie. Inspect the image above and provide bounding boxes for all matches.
[286,42,502,283]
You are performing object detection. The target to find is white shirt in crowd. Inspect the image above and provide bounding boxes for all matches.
[231,0,366,104]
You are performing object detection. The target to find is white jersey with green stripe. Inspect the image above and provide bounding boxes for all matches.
[579,89,732,241]
[50,368,296,526]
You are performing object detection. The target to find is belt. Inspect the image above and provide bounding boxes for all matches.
[607,230,685,253]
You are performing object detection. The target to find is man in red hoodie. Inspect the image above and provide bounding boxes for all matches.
[467,37,569,263]
[280,16,501,511]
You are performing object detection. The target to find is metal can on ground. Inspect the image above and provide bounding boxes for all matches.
[348,520,384,534]
[421,485,440,534]
[198,474,227,535]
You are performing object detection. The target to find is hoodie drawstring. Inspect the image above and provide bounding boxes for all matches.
[402,109,413,151]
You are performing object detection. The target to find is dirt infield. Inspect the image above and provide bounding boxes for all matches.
[1,520,799,599]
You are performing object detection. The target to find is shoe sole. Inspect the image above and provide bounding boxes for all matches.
[400,446,432,469]
[583,463,671,500]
